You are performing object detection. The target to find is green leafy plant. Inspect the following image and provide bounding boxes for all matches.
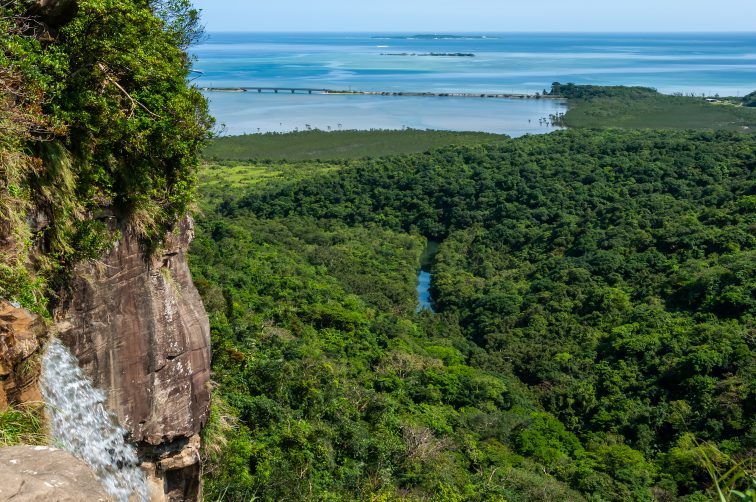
[694,439,756,502]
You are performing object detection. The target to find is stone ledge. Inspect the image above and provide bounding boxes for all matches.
[0,445,111,501]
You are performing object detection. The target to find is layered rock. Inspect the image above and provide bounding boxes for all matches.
[0,445,111,501]
[0,301,47,408]
[56,216,211,501]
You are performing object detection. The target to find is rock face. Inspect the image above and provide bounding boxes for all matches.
[0,302,47,408]
[140,435,203,502]
[56,216,211,501]
[0,445,111,501]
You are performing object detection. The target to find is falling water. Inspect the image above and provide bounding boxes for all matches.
[41,339,148,502]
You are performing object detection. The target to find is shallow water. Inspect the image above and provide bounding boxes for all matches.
[193,32,756,95]
[208,91,565,135]
[416,241,439,312]
[193,32,756,134]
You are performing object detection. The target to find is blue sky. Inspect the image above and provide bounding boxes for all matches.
[193,0,755,32]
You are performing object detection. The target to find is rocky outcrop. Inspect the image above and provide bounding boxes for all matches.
[55,216,211,501]
[0,301,47,408]
[140,435,202,502]
[0,445,111,501]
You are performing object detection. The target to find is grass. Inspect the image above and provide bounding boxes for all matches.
[563,94,756,131]
[0,403,48,446]
[203,129,505,161]
[200,161,344,190]
[199,160,347,208]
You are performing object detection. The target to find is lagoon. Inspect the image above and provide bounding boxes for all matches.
[206,91,565,135]
[193,32,756,135]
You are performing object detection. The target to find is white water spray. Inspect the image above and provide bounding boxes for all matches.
[41,339,148,502]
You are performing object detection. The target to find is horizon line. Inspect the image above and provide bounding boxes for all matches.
[202,29,756,34]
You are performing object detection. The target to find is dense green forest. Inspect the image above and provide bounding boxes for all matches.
[203,130,504,162]
[192,129,755,501]
[548,83,756,131]
[743,91,756,108]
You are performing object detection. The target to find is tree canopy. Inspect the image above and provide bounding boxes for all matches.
[193,128,756,501]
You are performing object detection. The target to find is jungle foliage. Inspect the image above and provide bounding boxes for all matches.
[193,128,755,501]
[0,0,211,313]
[743,91,756,108]
[203,129,505,162]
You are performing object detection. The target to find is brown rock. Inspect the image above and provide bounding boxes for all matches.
[0,445,111,501]
[56,216,211,500]
[0,302,48,408]
[141,435,203,502]
[56,216,210,444]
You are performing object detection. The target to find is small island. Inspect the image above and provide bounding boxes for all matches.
[373,34,498,40]
[380,52,475,57]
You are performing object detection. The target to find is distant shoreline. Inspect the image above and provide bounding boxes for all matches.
[380,52,475,57]
[201,87,560,100]
[371,34,499,40]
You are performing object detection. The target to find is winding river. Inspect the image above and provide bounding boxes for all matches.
[416,241,440,312]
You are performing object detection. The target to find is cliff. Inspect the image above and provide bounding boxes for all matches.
[0,217,212,501]
[56,217,211,444]
[56,217,211,501]
[0,302,47,408]
[0,0,214,499]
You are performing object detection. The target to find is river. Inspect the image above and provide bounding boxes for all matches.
[416,270,433,312]
[416,241,440,312]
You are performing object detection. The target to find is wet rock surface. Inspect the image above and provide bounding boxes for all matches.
[0,445,111,501]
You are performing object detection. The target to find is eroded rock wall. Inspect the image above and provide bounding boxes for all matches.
[55,216,211,501]
[0,301,47,408]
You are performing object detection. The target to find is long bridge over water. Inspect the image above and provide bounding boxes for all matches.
[200,86,559,100]
[205,87,328,94]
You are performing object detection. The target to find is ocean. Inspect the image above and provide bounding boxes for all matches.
[192,32,756,135]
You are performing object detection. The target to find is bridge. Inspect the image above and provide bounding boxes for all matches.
[201,87,329,94]
[200,86,561,100]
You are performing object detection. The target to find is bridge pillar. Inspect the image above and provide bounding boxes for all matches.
[291,89,295,94]
[258,88,261,93]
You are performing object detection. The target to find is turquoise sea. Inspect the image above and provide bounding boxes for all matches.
[192,32,756,135]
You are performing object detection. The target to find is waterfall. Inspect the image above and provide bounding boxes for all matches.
[41,339,148,502]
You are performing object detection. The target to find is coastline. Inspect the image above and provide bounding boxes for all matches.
[201,86,560,100]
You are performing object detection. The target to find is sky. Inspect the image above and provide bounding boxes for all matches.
[192,0,756,33]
